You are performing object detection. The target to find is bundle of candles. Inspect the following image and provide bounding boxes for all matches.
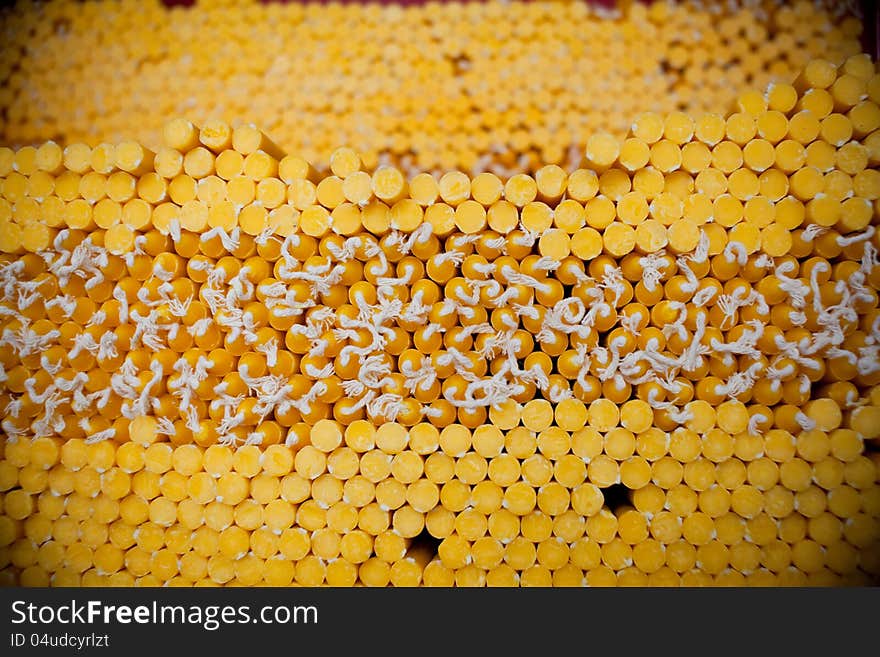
[0,0,878,587]
[0,0,866,174]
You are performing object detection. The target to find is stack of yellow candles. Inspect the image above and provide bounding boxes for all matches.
[0,0,865,174]
[0,1,879,587]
